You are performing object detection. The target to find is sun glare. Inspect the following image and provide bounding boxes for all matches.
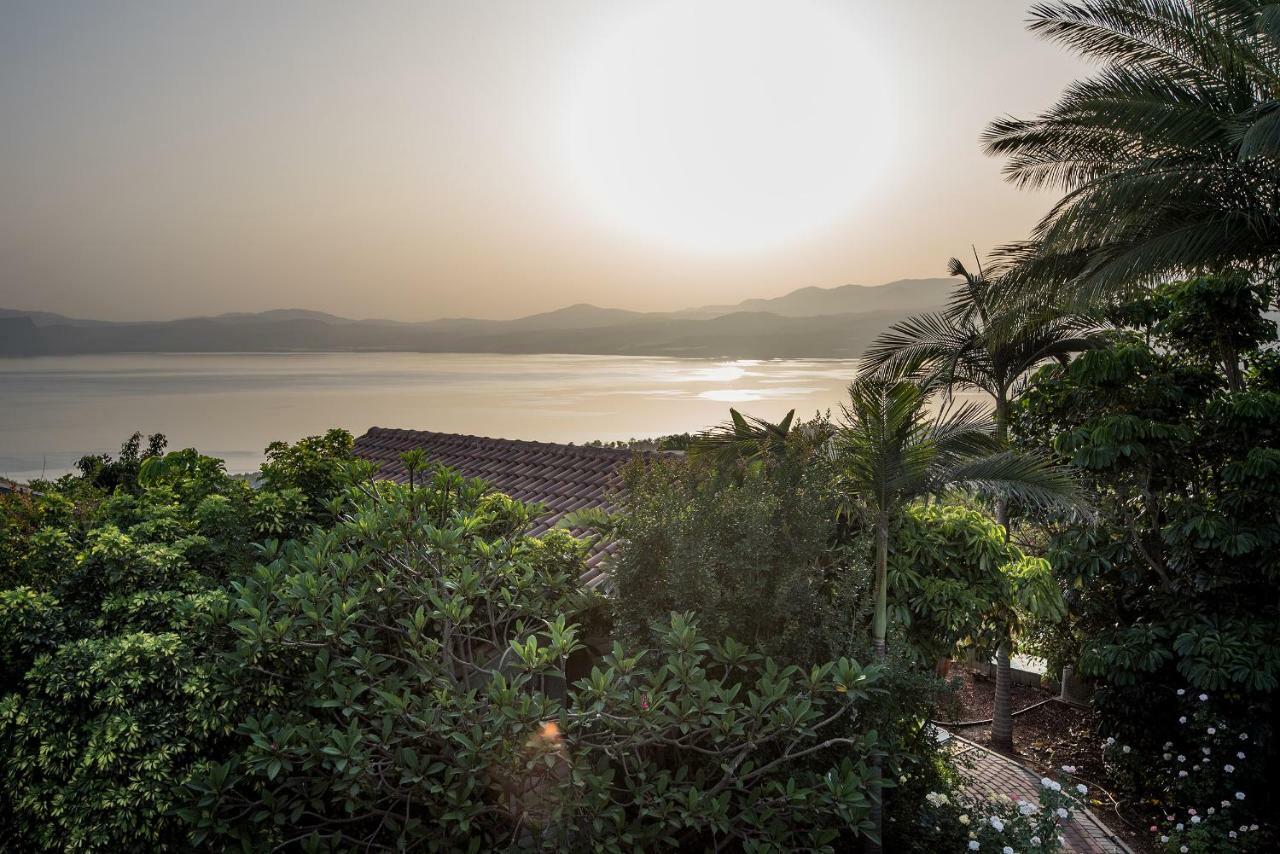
[560,0,895,254]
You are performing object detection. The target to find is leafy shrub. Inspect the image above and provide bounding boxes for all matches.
[1099,688,1271,853]
[608,450,872,666]
[889,502,1063,664]
[185,469,886,851]
[908,774,1085,853]
[0,433,355,852]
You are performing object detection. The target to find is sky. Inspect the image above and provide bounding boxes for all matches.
[0,1,1088,322]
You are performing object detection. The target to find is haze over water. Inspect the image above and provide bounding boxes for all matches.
[0,352,869,480]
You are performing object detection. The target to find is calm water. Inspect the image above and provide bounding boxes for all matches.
[0,353,867,481]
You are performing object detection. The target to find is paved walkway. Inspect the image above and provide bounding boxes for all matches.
[947,732,1132,854]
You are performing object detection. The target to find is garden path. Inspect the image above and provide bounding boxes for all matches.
[947,732,1133,854]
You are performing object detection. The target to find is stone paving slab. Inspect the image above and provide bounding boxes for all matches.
[948,733,1132,854]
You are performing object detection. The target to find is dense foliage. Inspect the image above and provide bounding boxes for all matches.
[0,432,351,851]
[185,468,885,851]
[609,440,869,665]
[0,435,892,851]
[889,502,1064,666]
[1012,272,1279,842]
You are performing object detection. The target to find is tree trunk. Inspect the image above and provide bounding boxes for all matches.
[990,393,1016,754]
[872,520,889,660]
[991,633,1014,753]
[866,519,889,854]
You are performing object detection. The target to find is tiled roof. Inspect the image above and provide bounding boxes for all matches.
[353,427,666,589]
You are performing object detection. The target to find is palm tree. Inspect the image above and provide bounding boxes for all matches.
[689,407,796,470]
[837,374,1081,845]
[983,0,1280,304]
[837,375,1081,662]
[861,257,1099,751]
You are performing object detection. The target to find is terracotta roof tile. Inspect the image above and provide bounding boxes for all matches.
[353,427,670,589]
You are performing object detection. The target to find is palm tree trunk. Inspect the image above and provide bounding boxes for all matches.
[872,519,888,659]
[991,631,1014,752]
[866,518,889,854]
[990,394,1016,753]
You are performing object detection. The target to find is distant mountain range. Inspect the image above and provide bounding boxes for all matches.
[0,278,953,359]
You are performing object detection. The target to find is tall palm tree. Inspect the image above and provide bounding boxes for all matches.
[862,257,1099,751]
[837,375,1082,662]
[837,374,1081,846]
[983,0,1280,304]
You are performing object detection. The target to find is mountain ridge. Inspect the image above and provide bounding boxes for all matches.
[0,277,954,359]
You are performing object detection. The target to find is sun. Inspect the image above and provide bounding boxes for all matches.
[559,0,895,255]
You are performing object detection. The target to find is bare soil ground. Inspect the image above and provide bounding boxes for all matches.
[944,667,1161,853]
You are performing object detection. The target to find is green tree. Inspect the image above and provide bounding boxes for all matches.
[187,467,886,851]
[0,432,357,852]
[1011,277,1279,831]
[835,374,1079,842]
[983,0,1280,301]
[862,256,1098,750]
[890,503,1065,673]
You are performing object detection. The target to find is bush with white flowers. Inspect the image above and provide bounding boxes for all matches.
[912,774,1084,852]
[1101,688,1270,853]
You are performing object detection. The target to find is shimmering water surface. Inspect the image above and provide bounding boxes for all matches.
[0,352,873,480]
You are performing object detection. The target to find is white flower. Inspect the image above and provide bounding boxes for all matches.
[1250,824,1259,831]
[1202,746,1211,755]
[1237,751,1245,759]
[1177,755,1186,762]
[1221,800,1231,808]
[1178,716,1187,724]
[1235,791,1246,800]
[1198,693,1208,701]
[959,814,970,825]
[1122,744,1131,753]
[1180,847,1188,854]
[1039,777,1060,792]
[1076,784,1088,795]
[925,792,949,807]
[1163,753,1172,760]
[1030,837,1040,847]
[1191,815,1201,824]
[1177,688,1185,695]
[1240,824,1249,832]
[1160,837,1168,844]
[1240,733,1248,740]
[1061,764,1076,773]
[1207,726,1216,735]
[1002,848,1014,854]
[1018,800,1037,816]
[1056,807,1069,819]
[969,842,980,851]
[989,816,1005,832]
[1192,765,1200,771]
[1230,831,1238,839]
[1105,736,1115,746]
[1178,770,1188,778]
[1207,807,1215,815]
[1224,764,1235,773]
[1175,822,1184,831]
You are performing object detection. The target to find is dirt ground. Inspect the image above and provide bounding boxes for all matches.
[943,667,1161,853]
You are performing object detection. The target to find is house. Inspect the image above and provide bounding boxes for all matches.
[0,477,31,496]
[352,427,669,589]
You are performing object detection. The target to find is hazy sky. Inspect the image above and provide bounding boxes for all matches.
[0,1,1086,321]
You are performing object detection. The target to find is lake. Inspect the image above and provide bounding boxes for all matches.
[0,352,867,481]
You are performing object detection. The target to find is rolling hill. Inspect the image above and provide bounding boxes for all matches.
[0,278,953,359]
